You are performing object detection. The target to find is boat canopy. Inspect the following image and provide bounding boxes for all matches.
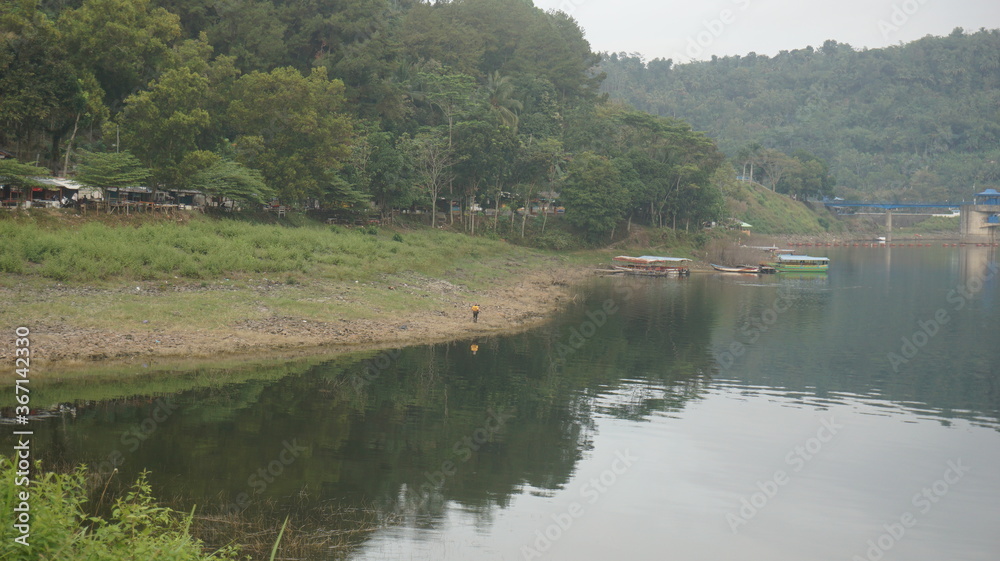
[777,254,829,263]
[614,255,692,263]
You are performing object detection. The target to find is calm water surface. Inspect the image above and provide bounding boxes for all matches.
[6,246,999,560]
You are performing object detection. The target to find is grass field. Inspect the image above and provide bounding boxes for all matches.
[0,210,542,284]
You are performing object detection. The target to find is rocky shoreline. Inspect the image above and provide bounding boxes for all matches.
[1,264,597,372]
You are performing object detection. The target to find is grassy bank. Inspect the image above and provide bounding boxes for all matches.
[0,210,543,284]
[722,180,845,235]
[0,210,614,369]
[0,209,728,370]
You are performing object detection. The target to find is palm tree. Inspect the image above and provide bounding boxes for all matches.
[485,71,523,132]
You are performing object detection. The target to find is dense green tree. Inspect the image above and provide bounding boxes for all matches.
[407,62,478,146]
[396,1,486,77]
[74,150,151,198]
[0,0,104,166]
[0,158,51,201]
[111,66,215,189]
[58,0,181,108]
[559,151,630,240]
[562,103,724,229]
[512,136,565,236]
[484,71,522,131]
[756,148,795,192]
[776,150,835,198]
[225,66,355,204]
[205,0,287,73]
[451,119,517,233]
[2,0,735,240]
[188,159,274,206]
[341,125,416,219]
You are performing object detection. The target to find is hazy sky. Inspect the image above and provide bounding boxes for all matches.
[531,0,1000,62]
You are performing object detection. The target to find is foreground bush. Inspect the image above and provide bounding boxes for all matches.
[0,458,239,560]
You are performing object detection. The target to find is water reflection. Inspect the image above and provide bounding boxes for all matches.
[2,248,998,560]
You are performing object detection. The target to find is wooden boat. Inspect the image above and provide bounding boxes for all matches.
[711,264,761,274]
[612,255,691,276]
[769,254,829,273]
[746,246,794,255]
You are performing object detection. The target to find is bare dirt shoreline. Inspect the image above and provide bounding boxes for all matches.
[8,231,964,374]
[2,264,598,372]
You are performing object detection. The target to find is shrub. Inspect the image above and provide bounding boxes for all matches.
[0,459,239,560]
[0,253,24,274]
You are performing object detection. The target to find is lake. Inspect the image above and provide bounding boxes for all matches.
[6,245,1000,560]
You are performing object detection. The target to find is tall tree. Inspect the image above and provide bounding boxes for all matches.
[226,66,355,204]
[408,62,477,146]
[342,125,416,220]
[484,71,522,131]
[451,119,517,234]
[404,129,453,229]
[513,136,565,237]
[559,151,630,241]
[757,148,796,192]
[112,66,214,189]
[0,1,105,169]
[58,0,181,109]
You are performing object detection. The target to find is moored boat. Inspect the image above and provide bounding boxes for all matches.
[711,264,761,274]
[769,254,830,273]
[612,255,692,276]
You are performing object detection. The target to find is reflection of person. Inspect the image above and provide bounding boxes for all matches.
[471,304,480,323]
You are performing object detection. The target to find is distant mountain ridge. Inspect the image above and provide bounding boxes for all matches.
[598,28,1000,202]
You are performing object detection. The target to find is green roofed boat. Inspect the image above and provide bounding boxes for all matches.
[769,254,830,273]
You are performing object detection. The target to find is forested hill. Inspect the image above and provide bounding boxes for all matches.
[2,0,729,240]
[598,29,1000,202]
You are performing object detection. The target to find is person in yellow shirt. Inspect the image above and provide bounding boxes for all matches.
[471,303,480,323]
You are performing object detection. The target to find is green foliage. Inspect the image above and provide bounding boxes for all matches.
[269,515,290,561]
[599,30,1000,201]
[6,0,734,241]
[894,215,960,234]
[0,158,51,190]
[111,65,215,188]
[485,71,523,131]
[75,150,151,195]
[408,62,478,141]
[189,160,275,206]
[404,129,454,228]
[340,125,417,217]
[560,151,630,240]
[723,179,841,235]
[0,2,91,157]
[0,213,544,282]
[775,150,836,198]
[533,229,578,251]
[0,458,239,560]
[58,0,182,107]
[228,66,355,204]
